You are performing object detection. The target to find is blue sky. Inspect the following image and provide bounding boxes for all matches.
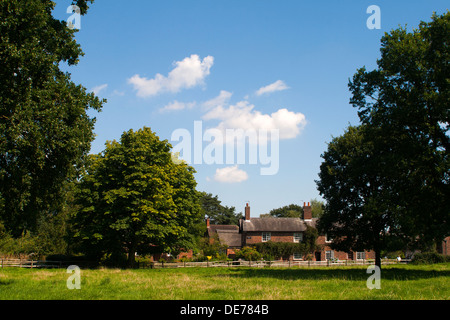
[54,0,448,217]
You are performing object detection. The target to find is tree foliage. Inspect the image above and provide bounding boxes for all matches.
[72,127,203,267]
[348,11,449,248]
[260,204,303,218]
[196,234,229,261]
[235,246,261,261]
[317,126,399,267]
[310,198,325,218]
[0,0,104,236]
[200,192,243,225]
[317,12,450,267]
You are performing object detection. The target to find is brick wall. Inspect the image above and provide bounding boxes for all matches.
[439,236,450,255]
[243,232,299,246]
[242,232,375,261]
[315,235,375,261]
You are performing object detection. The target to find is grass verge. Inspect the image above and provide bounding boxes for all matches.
[0,263,448,300]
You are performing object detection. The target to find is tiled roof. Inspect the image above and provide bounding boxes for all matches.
[241,217,317,232]
[216,231,241,247]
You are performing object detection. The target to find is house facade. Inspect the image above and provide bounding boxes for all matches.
[207,202,375,261]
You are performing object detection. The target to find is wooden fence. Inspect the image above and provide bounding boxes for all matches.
[0,258,411,269]
[139,258,411,269]
[0,259,93,269]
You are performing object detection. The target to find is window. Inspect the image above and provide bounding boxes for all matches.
[325,234,333,243]
[262,232,271,242]
[293,252,303,260]
[326,250,334,260]
[293,233,303,243]
[348,251,354,260]
[357,252,366,260]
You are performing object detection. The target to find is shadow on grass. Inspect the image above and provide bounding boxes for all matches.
[0,278,15,286]
[224,266,450,281]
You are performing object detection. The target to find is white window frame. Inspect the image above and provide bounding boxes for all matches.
[293,252,303,260]
[262,232,271,242]
[356,252,366,260]
[325,234,333,243]
[293,232,303,243]
[325,250,334,261]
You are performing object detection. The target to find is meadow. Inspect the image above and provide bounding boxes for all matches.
[0,264,448,300]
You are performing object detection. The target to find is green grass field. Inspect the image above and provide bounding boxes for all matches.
[0,264,448,300]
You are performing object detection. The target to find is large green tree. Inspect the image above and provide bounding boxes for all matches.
[73,127,203,267]
[260,204,303,218]
[317,126,400,268]
[348,11,449,249]
[200,192,243,225]
[310,198,325,219]
[317,12,449,267]
[0,0,104,236]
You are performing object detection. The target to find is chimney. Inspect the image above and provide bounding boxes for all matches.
[206,218,210,228]
[245,203,250,221]
[303,202,312,220]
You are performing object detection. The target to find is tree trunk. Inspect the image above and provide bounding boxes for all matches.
[375,247,381,269]
[127,242,136,268]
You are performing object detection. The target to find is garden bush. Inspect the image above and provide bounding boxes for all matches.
[411,252,450,264]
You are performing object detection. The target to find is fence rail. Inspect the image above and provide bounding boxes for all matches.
[0,259,93,269]
[140,258,411,269]
[0,258,411,269]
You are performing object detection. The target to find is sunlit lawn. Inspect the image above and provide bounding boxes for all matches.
[0,263,448,300]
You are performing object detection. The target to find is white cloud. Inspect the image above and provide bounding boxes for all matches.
[202,99,306,141]
[91,83,108,96]
[112,90,125,96]
[256,80,289,96]
[159,100,196,113]
[214,165,248,183]
[203,90,232,110]
[128,54,214,97]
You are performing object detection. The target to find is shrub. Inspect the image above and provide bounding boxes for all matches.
[253,242,308,260]
[235,247,261,261]
[197,236,228,260]
[411,252,450,264]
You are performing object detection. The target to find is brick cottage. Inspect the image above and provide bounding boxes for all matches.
[207,202,375,261]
